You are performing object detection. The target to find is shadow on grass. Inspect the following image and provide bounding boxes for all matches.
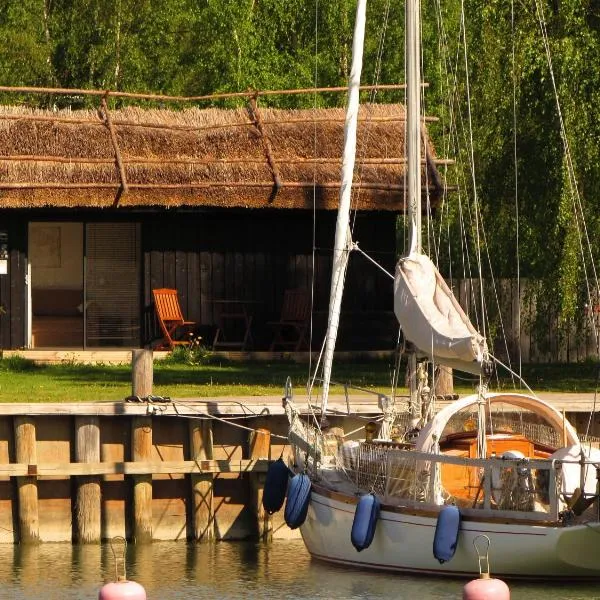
[0,356,397,389]
[2,356,599,394]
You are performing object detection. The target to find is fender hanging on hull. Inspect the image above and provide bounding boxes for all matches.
[284,473,311,529]
[433,505,461,563]
[351,493,380,552]
[262,458,291,514]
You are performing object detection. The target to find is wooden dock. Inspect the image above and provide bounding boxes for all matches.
[0,396,381,545]
[1,349,599,544]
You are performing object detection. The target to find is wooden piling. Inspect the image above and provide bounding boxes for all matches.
[75,417,101,543]
[14,417,39,544]
[132,417,153,543]
[249,426,272,541]
[189,420,215,542]
[131,349,153,544]
[131,349,153,398]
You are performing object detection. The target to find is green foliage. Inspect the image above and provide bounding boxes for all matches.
[0,0,599,340]
[163,336,214,366]
[0,354,38,372]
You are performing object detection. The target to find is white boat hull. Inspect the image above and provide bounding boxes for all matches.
[300,488,600,579]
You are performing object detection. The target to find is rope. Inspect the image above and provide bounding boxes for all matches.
[170,401,290,441]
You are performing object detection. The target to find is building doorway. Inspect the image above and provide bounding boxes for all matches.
[28,221,141,348]
[29,222,84,348]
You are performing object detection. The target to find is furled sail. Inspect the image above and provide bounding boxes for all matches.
[394,252,487,374]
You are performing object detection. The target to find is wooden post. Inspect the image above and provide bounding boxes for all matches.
[249,426,272,541]
[14,417,39,544]
[189,420,215,542]
[131,349,153,543]
[434,366,454,398]
[132,417,153,544]
[75,417,101,543]
[131,349,153,398]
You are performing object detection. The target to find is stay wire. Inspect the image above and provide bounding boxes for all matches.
[533,0,600,347]
[511,0,522,385]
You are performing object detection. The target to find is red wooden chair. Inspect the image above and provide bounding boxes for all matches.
[152,288,196,350]
[268,289,311,351]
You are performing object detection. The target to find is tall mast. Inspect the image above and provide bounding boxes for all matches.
[406,0,421,255]
[320,0,367,417]
[406,0,422,419]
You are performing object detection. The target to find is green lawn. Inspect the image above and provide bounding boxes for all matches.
[0,353,598,403]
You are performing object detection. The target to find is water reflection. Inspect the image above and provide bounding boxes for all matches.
[0,541,596,599]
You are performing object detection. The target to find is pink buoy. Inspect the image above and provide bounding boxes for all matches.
[99,580,147,600]
[463,535,510,600]
[99,536,147,600]
[463,575,510,600]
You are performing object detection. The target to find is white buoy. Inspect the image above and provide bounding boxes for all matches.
[98,536,147,600]
[463,535,510,600]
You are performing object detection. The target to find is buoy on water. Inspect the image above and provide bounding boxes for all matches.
[463,535,510,600]
[98,536,147,600]
[99,580,147,600]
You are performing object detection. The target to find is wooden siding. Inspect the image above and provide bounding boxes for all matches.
[142,210,397,350]
[0,215,26,350]
[452,278,600,364]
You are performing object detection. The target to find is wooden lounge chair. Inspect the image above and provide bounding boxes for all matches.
[268,289,310,351]
[152,288,196,350]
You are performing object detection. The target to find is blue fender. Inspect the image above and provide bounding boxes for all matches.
[351,493,380,551]
[284,473,311,529]
[262,458,291,514]
[433,505,461,563]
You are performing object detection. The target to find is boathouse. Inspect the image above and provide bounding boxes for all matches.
[0,88,444,353]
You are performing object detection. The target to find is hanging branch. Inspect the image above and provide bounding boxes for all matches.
[99,95,128,205]
[248,94,282,202]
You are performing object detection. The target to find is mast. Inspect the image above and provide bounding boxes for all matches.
[320,0,367,417]
[406,0,421,255]
[406,0,422,418]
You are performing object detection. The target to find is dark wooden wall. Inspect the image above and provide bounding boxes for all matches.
[142,209,397,350]
[0,214,26,350]
[0,208,398,352]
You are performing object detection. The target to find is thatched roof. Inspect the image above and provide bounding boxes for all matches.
[0,103,444,211]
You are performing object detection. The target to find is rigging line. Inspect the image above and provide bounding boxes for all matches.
[583,360,600,445]
[511,0,522,385]
[170,402,289,440]
[420,4,438,266]
[351,242,394,279]
[443,40,482,333]
[437,2,485,334]
[350,0,392,234]
[460,0,486,341]
[437,5,512,376]
[431,0,449,261]
[449,9,509,369]
[489,354,537,398]
[534,0,600,342]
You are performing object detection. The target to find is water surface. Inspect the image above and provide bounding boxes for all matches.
[0,540,596,599]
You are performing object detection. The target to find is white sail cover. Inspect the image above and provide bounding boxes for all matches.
[394,252,487,374]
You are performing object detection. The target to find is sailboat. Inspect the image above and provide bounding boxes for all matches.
[279,0,600,580]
